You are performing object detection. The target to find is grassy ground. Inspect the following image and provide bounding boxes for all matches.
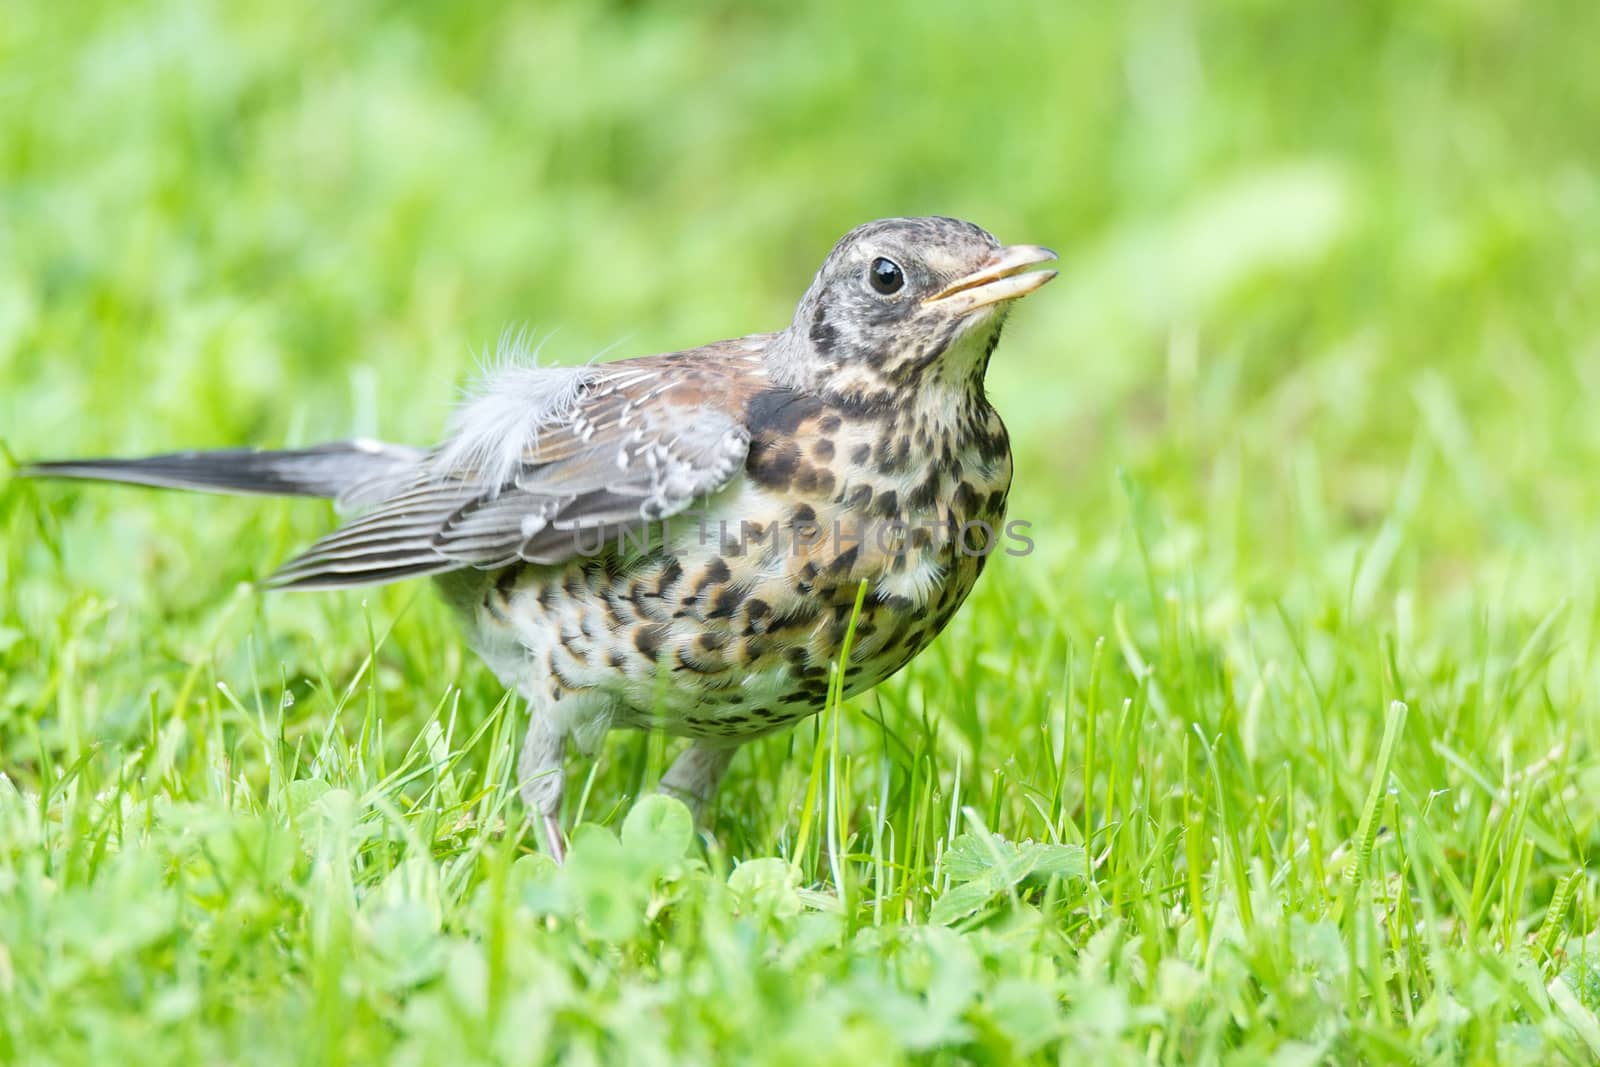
[4,1,1600,1063]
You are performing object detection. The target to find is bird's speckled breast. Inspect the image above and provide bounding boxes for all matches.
[441,384,1012,744]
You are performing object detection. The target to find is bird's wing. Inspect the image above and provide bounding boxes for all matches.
[266,344,766,589]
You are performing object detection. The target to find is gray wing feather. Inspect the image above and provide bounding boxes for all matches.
[265,380,751,589]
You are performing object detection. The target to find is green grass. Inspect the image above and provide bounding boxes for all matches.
[5,0,1600,1063]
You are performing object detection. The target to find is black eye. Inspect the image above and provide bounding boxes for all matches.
[868,257,904,295]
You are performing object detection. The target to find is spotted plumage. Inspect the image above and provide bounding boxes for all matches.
[23,216,1057,859]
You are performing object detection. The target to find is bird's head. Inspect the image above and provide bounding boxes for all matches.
[771,216,1056,407]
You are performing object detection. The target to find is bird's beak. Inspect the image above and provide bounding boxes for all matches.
[923,245,1058,314]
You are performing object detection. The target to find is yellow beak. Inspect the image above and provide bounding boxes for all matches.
[922,244,1058,314]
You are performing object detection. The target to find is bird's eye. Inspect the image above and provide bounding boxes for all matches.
[868,257,905,295]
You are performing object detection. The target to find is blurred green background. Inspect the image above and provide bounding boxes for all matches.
[6,0,1600,1061]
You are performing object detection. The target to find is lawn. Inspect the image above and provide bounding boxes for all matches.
[4,1,1600,1063]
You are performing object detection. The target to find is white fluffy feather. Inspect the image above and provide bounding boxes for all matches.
[433,329,596,493]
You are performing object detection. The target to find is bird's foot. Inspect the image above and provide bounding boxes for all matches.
[658,741,740,823]
[542,810,566,864]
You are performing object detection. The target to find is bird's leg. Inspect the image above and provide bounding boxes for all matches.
[518,714,567,862]
[658,741,741,822]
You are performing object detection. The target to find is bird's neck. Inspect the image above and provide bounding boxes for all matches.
[766,303,1006,400]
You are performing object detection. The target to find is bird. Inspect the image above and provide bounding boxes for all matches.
[21,216,1057,860]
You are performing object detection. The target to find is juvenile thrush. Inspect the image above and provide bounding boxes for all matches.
[24,216,1057,859]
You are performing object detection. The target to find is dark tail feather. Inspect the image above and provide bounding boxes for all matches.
[20,439,427,509]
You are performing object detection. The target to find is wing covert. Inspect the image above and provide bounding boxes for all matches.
[266,350,761,589]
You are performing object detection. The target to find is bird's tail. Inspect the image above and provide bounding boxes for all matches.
[19,439,426,510]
